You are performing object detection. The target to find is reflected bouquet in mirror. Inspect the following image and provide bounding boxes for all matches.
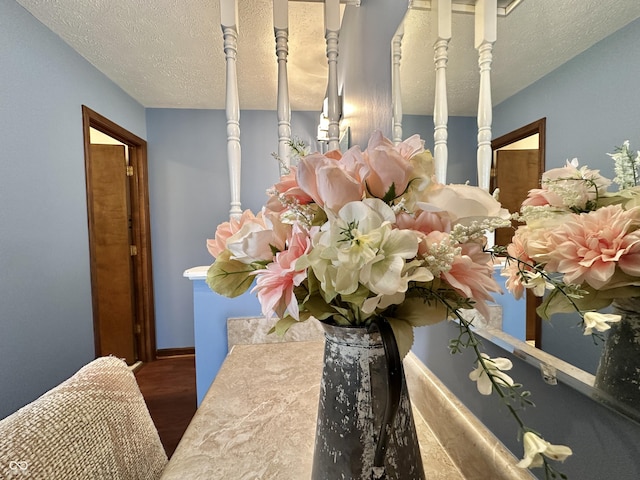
[502,141,640,416]
[205,131,573,479]
[502,141,640,333]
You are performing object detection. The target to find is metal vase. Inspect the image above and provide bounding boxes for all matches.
[594,297,640,409]
[311,321,426,480]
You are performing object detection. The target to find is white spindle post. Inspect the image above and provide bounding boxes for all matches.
[475,0,497,191]
[433,0,451,184]
[220,0,242,218]
[324,0,341,151]
[273,0,291,173]
[391,22,404,145]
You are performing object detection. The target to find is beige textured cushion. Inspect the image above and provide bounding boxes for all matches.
[0,356,167,479]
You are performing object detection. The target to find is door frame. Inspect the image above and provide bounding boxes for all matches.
[82,105,157,362]
[491,117,546,348]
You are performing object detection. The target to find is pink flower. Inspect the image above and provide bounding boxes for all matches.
[207,210,258,259]
[441,243,501,319]
[225,210,290,264]
[521,188,561,208]
[363,130,420,199]
[395,210,451,234]
[296,148,367,212]
[523,159,611,210]
[265,166,314,213]
[544,205,640,289]
[396,210,451,256]
[251,225,312,320]
[501,230,535,300]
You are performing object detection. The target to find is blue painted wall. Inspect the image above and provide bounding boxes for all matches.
[0,0,146,418]
[402,114,478,184]
[413,16,640,480]
[145,108,319,349]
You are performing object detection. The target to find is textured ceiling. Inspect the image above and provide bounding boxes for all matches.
[402,0,640,115]
[15,0,640,115]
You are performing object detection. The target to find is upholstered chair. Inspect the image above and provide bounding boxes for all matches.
[0,356,168,479]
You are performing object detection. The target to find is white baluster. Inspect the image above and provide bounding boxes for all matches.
[391,22,404,145]
[475,0,497,191]
[324,0,341,151]
[273,0,291,173]
[433,0,451,184]
[220,0,242,218]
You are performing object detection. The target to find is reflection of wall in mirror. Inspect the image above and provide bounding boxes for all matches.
[491,266,526,342]
[413,16,640,480]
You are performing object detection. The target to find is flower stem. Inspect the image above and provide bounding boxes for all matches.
[431,290,567,479]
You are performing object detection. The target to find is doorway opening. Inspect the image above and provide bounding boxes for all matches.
[491,118,546,348]
[82,105,156,363]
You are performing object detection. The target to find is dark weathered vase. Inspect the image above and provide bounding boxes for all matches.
[594,297,640,408]
[311,322,426,480]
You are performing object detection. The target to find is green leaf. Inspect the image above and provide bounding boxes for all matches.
[270,312,313,336]
[394,296,450,327]
[536,289,575,320]
[205,249,256,298]
[341,284,370,308]
[386,317,414,359]
[301,293,336,321]
[272,316,298,336]
[381,182,398,203]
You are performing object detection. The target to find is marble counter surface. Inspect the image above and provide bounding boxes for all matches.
[161,340,531,480]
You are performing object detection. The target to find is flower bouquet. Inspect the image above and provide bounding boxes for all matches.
[501,141,640,416]
[502,141,640,333]
[206,131,572,478]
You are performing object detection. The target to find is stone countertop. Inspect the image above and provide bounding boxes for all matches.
[161,340,532,480]
[161,341,464,479]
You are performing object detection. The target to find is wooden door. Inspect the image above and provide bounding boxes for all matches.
[492,149,540,247]
[88,144,137,364]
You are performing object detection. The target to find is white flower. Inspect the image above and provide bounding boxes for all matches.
[297,198,420,300]
[226,217,288,264]
[516,431,572,469]
[522,271,553,296]
[418,183,511,226]
[583,311,622,335]
[608,140,640,189]
[468,353,514,395]
[226,222,272,263]
[535,158,611,211]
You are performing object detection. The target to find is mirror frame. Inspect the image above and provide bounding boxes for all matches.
[488,118,640,425]
[472,323,640,426]
[491,118,546,347]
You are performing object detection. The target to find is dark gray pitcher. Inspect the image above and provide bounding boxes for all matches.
[311,319,426,480]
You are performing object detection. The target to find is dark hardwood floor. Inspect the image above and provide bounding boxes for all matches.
[135,355,197,458]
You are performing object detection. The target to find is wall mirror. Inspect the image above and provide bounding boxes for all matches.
[394,2,640,426]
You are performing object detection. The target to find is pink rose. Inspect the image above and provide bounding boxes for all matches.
[296,148,367,212]
[266,166,314,213]
[522,188,562,208]
[523,159,611,211]
[225,210,290,264]
[396,210,452,256]
[364,130,421,200]
[207,210,258,259]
